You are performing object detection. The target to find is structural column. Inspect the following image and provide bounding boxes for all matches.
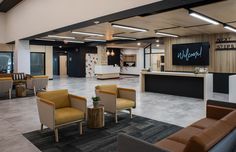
[14,40,30,74]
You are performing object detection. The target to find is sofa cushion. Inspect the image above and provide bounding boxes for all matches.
[221,110,236,127]
[168,126,203,144]
[116,98,135,110]
[184,120,234,152]
[207,105,235,120]
[55,107,84,125]
[191,118,217,129]
[96,85,117,94]
[37,89,70,109]
[155,139,186,152]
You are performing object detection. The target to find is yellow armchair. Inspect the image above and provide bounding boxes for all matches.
[37,89,87,142]
[95,85,136,123]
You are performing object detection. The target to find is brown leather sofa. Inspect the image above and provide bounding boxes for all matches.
[118,100,236,152]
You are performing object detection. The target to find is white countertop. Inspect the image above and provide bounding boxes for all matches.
[141,71,207,78]
[95,65,120,74]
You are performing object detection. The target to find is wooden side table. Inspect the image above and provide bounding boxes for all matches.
[16,83,27,97]
[87,105,105,128]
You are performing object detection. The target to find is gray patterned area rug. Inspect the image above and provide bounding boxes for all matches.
[23,113,182,152]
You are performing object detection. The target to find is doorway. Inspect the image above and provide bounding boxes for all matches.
[59,55,67,76]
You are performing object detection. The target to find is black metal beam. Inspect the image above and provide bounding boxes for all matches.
[0,0,23,12]
[24,0,224,41]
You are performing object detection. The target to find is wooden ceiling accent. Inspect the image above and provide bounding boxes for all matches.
[0,0,23,12]
[38,0,236,44]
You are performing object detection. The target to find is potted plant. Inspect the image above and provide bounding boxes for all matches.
[92,96,100,108]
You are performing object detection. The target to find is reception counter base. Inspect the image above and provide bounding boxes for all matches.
[141,72,213,100]
[145,74,204,99]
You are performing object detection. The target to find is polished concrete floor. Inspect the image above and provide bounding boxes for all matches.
[0,76,227,152]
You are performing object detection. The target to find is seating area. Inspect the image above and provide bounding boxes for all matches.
[0,73,49,98]
[118,100,236,152]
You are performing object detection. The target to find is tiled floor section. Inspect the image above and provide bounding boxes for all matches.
[0,76,226,152]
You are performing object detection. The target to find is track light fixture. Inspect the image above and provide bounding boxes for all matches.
[156,32,179,37]
[111,24,148,32]
[189,10,219,25]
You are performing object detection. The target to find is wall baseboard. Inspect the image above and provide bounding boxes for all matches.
[120,73,139,77]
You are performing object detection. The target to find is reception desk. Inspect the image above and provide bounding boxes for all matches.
[95,65,120,80]
[141,71,213,100]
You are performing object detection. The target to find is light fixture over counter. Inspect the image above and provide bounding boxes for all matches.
[72,31,104,37]
[111,24,148,32]
[106,50,115,56]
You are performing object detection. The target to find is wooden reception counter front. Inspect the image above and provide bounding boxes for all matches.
[141,71,213,100]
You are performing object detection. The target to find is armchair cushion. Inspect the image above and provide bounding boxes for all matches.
[55,107,84,125]
[96,85,118,94]
[117,98,135,110]
[37,89,70,109]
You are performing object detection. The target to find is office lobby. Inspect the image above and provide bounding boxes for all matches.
[0,0,236,152]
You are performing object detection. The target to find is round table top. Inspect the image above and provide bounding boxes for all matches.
[87,104,104,109]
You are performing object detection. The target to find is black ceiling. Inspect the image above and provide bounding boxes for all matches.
[0,0,23,12]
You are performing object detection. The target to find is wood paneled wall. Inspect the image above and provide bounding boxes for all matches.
[164,33,236,73]
[0,43,13,51]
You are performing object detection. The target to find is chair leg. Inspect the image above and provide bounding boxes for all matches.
[129,108,133,119]
[8,89,11,99]
[54,128,59,142]
[115,113,118,123]
[79,122,83,135]
[40,124,44,132]
[33,87,36,96]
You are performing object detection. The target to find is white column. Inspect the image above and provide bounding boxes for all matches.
[14,40,30,74]
[229,75,236,103]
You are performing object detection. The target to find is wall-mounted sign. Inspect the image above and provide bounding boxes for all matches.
[172,42,210,66]
[216,37,236,51]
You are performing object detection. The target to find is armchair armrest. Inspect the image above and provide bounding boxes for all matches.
[118,134,167,152]
[36,98,55,129]
[69,94,87,119]
[96,90,117,113]
[207,100,236,120]
[118,88,136,108]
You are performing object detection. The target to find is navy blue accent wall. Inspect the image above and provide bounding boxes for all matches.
[53,47,97,77]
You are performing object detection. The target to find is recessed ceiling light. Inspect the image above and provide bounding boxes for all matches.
[156,40,160,43]
[156,44,160,47]
[137,42,141,46]
[48,35,75,39]
[85,38,106,42]
[59,46,62,48]
[64,40,84,44]
[224,25,236,33]
[189,11,219,25]
[35,38,56,41]
[94,21,100,24]
[113,36,136,40]
[156,32,179,37]
[72,31,104,37]
[112,24,148,32]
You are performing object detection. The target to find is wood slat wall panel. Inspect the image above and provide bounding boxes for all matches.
[164,33,236,73]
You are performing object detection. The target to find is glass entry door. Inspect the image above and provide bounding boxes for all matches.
[30,52,45,75]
